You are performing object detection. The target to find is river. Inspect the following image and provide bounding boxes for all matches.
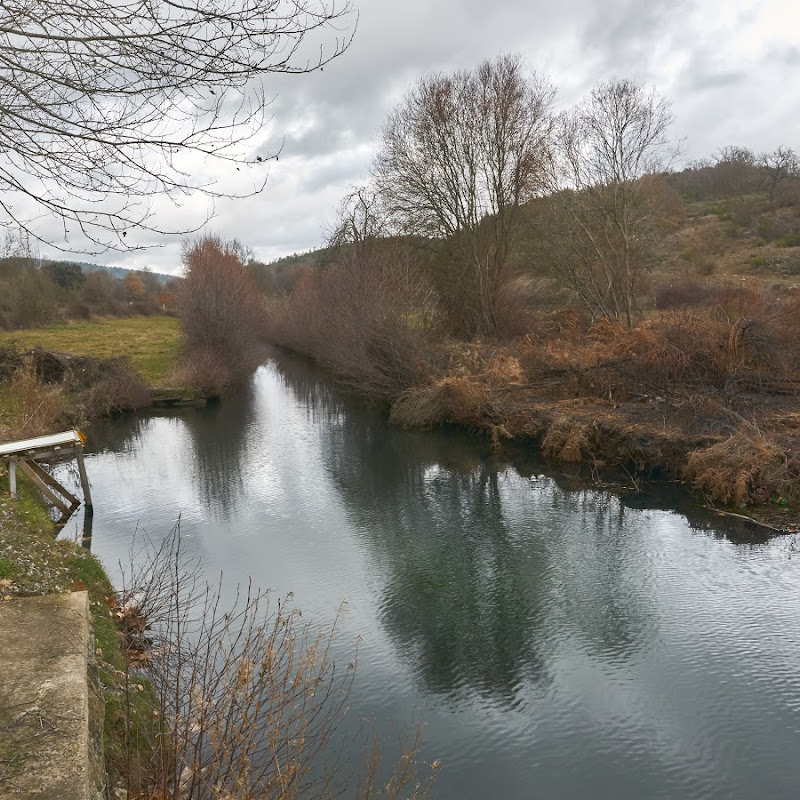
[61,352,800,799]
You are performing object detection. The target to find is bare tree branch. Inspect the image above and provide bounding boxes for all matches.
[0,0,356,252]
[549,79,677,328]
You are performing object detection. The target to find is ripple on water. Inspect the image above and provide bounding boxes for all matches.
[77,359,800,800]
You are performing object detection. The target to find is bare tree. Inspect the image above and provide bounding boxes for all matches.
[326,184,393,277]
[329,185,389,249]
[551,78,677,328]
[759,146,800,202]
[0,0,355,252]
[374,54,555,337]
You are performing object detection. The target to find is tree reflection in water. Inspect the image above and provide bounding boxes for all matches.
[273,356,656,708]
[181,381,257,519]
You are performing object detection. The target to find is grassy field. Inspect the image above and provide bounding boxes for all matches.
[0,315,182,385]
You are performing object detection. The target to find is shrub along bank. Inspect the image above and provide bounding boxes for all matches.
[268,276,800,529]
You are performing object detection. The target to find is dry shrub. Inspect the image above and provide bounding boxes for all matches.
[170,345,232,398]
[724,301,800,376]
[5,357,64,437]
[493,281,535,339]
[269,254,435,401]
[81,364,151,416]
[599,313,730,395]
[111,527,436,800]
[434,377,489,422]
[587,317,627,341]
[0,341,23,382]
[389,387,443,428]
[518,336,587,376]
[711,281,769,318]
[482,354,524,384]
[519,310,737,401]
[390,377,488,428]
[653,280,715,310]
[523,307,591,343]
[684,429,800,506]
[679,223,724,275]
[178,236,266,386]
[541,418,591,462]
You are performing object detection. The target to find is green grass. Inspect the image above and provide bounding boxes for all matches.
[778,232,800,248]
[0,315,183,385]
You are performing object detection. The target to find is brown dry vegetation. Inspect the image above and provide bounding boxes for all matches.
[178,236,269,393]
[383,295,800,521]
[267,239,437,401]
[266,157,800,525]
[0,343,151,441]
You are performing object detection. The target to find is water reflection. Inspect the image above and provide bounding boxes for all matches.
[76,353,800,800]
[274,359,656,705]
[87,385,258,520]
[181,384,257,519]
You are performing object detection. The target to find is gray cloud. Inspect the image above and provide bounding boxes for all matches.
[27,0,800,269]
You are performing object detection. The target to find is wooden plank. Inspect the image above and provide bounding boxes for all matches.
[0,445,80,461]
[0,430,83,458]
[76,449,93,510]
[8,458,16,499]
[18,460,70,512]
[25,460,80,507]
[0,430,82,455]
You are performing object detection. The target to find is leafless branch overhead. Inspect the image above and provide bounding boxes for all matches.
[0,0,355,252]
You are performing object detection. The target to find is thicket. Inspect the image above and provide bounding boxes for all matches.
[0,344,151,439]
[0,255,177,330]
[259,56,800,515]
[267,236,437,401]
[177,236,268,395]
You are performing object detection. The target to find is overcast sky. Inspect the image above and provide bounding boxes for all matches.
[42,0,800,273]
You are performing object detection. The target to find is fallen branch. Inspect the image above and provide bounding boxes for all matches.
[702,506,786,533]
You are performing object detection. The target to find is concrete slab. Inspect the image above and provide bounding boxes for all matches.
[0,591,104,800]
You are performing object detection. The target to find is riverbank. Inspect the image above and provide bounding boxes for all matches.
[0,315,192,793]
[0,315,217,441]
[269,313,800,531]
[0,469,160,796]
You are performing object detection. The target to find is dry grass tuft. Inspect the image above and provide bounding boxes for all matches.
[169,345,233,398]
[482,354,524,384]
[390,377,489,428]
[2,357,64,438]
[684,428,800,506]
[81,364,151,416]
[541,418,591,463]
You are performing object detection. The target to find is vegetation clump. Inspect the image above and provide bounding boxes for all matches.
[177,235,268,396]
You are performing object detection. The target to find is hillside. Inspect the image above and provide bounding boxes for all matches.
[69,261,176,284]
[264,158,800,525]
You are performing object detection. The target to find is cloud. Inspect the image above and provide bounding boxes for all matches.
[24,0,800,269]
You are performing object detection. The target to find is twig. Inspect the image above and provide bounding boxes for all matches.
[702,506,786,533]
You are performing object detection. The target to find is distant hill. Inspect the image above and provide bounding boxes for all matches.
[262,247,333,271]
[44,260,177,284]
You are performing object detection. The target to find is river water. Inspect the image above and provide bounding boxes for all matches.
[63,353,800,799]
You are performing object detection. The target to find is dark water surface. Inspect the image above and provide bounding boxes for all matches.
[62,354,800,799]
